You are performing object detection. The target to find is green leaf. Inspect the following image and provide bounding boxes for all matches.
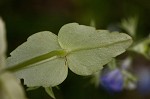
[120,16,138,37]
[26,86,40,91]
[45,87,55,99]
[7,31,68,87]
[0,72,26,99]
[6,23,132,87]
[131,38,150,59]
[58,23,132,75]
[90,71,101,87]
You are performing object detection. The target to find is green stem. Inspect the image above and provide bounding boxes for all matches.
[108,58,117,70]
[122,70,137,82]
[1,50,67,74]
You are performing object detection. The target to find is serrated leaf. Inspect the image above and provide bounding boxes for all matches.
[0,72,26,99]
[7,31,68,87]
[6,23,132,87]
[58,23,132,75]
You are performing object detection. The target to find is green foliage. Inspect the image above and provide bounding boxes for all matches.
[6,23,132,88]
[58,23,132,75]
[131,38,150,60]
[120,16,150,60]
[0,18,26,99]
[121,16,138,37]
[45,87,55,99]
[6,31,68,87]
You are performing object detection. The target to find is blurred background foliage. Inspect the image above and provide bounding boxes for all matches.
[0,0,150,99]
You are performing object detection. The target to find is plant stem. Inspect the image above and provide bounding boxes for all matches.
[122,70,137,82]
[1,50,67,74]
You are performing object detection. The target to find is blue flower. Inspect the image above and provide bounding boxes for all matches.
[100,69,124,92]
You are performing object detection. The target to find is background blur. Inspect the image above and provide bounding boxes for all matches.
[0,0,150,99]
